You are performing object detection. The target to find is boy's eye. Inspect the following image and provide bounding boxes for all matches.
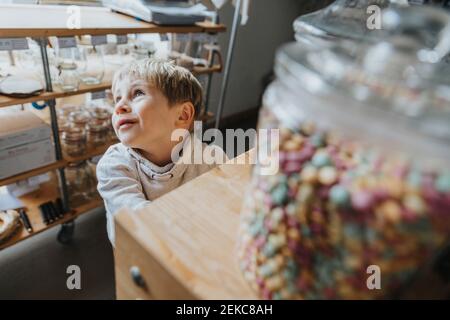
[114,96,122,104]
[133,89,145,99]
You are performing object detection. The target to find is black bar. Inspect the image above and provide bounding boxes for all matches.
[19,209,33,233]
[38,203,50,225]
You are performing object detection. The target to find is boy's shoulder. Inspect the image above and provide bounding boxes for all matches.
[97,143,135,173]
[100,143,129,161]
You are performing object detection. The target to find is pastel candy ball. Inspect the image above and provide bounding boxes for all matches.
[271,184,289,205]
[318,166,338,185]
[312,151,332,168]
[351,190,374,211]
[435,173,450,193]
[330,185,350,207]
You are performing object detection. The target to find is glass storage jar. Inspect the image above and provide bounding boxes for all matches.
[57,62,80,92]
[294,0,450,59]
[65,161,97,207]
[62,126,87,157]
[238,6,450,300]
[68,110,90,130]
[89,106,113,140]
[77,40,105,85]
[86,118,109,147]
[57,104,80,121]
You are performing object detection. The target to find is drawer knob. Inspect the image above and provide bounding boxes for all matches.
[130,266,147,288]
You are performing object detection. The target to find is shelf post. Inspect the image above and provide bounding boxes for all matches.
[38,37,70,214]
[214,0,242,129]
[204,12,219,114]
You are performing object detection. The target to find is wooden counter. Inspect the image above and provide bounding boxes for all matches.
[114,150,258,300]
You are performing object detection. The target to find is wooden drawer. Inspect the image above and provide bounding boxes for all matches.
[115,220,196,300]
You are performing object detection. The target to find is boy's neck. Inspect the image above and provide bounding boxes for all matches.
[137,139,180,167]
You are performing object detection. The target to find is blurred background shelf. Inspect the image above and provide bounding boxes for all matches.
[0,82,111,109]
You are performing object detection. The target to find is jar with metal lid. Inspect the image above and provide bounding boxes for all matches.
[68,110,90,130]
[57,104,80,120]
[293,0,449,49]
[238,6,450,300]
[89,106,113,141]
[86,118,109,147]
[61,126,87,157]
[65,161,97,207]
[293,0,450,63]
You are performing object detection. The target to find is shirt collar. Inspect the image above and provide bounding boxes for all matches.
[127,132,194,181]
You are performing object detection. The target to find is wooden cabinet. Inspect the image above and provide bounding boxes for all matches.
[114,151,258,300]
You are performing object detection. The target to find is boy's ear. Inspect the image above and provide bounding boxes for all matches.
[175,102,195,128]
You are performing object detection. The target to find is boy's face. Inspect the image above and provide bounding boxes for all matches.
[112,78,180,151]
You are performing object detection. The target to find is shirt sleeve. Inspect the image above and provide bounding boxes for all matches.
[96,145,151,245]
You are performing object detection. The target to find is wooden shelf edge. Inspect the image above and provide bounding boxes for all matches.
[0,25,226,38]
[0,160,67,187]
[0,82,111,109]
[0,24,225,39]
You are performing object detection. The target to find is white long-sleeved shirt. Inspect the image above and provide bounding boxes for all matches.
[96,134,227,245]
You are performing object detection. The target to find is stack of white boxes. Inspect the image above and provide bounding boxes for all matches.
[0,110,56,180]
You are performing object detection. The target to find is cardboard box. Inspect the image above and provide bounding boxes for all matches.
[0,138,56,180]
[0,110,52,150]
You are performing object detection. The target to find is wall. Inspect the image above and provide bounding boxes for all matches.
[207,0,334,120]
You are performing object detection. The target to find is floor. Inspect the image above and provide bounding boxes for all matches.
[0,208,115,300]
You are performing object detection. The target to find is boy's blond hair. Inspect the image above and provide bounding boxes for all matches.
[112,59,203,117]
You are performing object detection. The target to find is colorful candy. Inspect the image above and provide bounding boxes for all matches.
[238,112,450,300]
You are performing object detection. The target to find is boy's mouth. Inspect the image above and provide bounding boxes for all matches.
[117,118,138,130]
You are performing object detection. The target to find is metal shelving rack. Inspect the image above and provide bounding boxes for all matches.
[0,3,226,250]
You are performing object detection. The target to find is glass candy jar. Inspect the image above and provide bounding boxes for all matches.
[293,0,409,47]
[238,6,450,300]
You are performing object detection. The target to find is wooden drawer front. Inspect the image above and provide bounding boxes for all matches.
[115,222,196,300]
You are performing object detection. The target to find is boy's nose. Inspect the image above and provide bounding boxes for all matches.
[114,102,131,115]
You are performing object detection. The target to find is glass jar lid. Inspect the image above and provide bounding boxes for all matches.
[87,119,108,133]
[90,106,111,120]
[68,110,91,126]
[272,6,450,166]
[294,0,409,43]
